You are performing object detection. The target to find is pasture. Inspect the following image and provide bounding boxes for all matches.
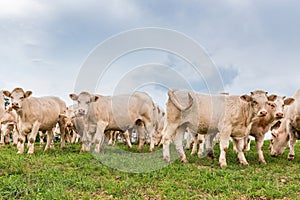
[0,141,299,200]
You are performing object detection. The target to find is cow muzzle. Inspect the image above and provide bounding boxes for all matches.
[257,110,267,117]
[11,102,20,109]
[275,112,284,119]
[77,109,86,116]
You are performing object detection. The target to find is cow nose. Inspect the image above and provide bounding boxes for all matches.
[259,110,267,116]
[12,102,19,108]
[276,112,284,118]
[66,122,73,127]
[78,109,85,115]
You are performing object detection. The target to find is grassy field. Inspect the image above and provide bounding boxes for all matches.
[0,141,299,200]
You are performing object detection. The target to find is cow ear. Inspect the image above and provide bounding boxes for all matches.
[240,94,252,102]
[271,121,281,131]
[284,98,295,106]
[69,94,78,101]
[91,95,99,102]
[25,91,32,98]
[268,94,277,101]
[3,90,11,97]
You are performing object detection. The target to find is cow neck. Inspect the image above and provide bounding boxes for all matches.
[16,100,30,121]
[241,101,254,127]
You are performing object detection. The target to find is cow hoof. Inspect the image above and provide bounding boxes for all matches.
[181,158,188,163]
[61,147,66,150]
[207,152,215,160]
[288,154,295,161]
[128,145,132,149]
[149,148,154,152]
[220,163,227,168]
[163,156,170,163]
[17,151,22,154]
[259,160,267,165]
[138,149,143,153]
[28,151,34,155]
[240,161,249,166]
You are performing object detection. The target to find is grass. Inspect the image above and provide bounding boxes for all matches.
[0,141,299,200]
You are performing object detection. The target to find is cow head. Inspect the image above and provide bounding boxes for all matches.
[69,92,99,116]
[3,88,32,111]
[59,106,76,128]
[270,121,289,157]
[0,109,16,137]
[240,90,276,118]
[268,96,295,120]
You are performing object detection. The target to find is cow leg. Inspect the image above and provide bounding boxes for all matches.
[6,134,10,144]
[0,131,4,146]
[162,124,178,162]
[191,133,198,155]
[28,121,41,154]
[288,132,297,160]
[108,131,113,146]
[39,131,45,148]
[12,129,18,146]
[80,130,89,152]
[219,127,231,168]
[255,135,266,164]
[58,121,66,150]
[113,131,118,146]
[144,121,156,152]
[136,125,146,152]
[198,135,204,158]
[173,126,187,163]
[75,133,80,143]
[205,133,217,159]
[17,134,26,154]
[184,131,193,150]
[94,122,107,153]
[124,130,132,149]
[44,130,54,151]
[234,138,249,166]
[244,136,251,151]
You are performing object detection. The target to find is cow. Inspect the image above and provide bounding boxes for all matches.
[3,88,67,154]
[58,105,81,144]
[69,91,156,153]
[240,96,294,164]
[0,108,18,146]
[270,89,300,160]
[161,89,276,168]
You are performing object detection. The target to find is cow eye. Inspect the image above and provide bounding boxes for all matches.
[252,101,258,105]
[270,139,273,144]
[78,101,81,104]
[20,97,24,99]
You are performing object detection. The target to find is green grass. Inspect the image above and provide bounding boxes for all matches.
[0,141,299,200]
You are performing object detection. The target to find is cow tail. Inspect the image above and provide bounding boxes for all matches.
[168,89,193,111]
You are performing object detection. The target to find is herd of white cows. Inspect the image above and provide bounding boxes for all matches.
[0,87,299,168]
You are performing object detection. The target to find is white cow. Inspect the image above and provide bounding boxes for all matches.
[69,91,156,153]
[270,89,300,160]
[59,105,81,144]
[0,108,18,146]
[3,87,67,154]
[161,89,276,168]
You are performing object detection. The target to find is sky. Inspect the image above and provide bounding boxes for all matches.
[1,0,300,108]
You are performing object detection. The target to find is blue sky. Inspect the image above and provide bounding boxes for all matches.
[1,0,300,107]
